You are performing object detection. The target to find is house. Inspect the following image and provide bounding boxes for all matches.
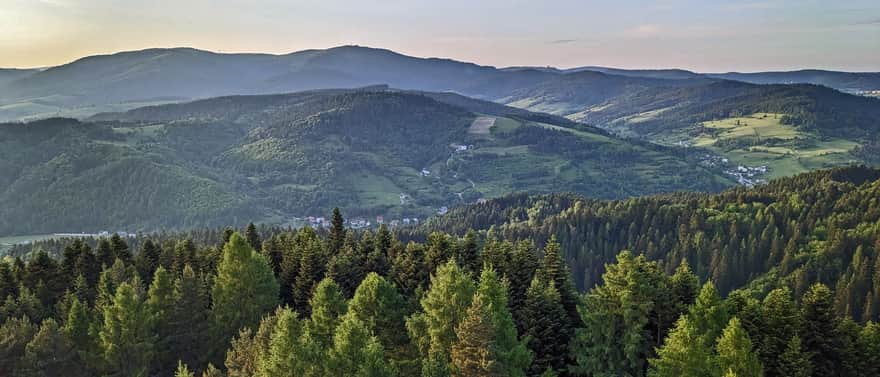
[403,218,411,225]
[376,215,384,224]
[420,168,431,177]
[437,206,449,215]
[390,220,400,227]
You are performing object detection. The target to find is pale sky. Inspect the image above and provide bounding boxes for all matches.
[1,0,878,72]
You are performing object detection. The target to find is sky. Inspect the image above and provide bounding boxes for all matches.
[1,0,878,72]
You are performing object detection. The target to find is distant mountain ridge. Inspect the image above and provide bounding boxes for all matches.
[2,45,878,123]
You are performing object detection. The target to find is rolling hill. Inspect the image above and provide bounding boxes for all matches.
[0,88,731,235]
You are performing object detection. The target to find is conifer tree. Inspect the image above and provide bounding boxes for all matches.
[857,322,880,377]
[522,277,569,376]
[328,314,396,377]
[257,307,309,377]
[64,296,99,373]
[147,267,177,375]
[451,294,502,377]
[307,278,347,349]
[348,273,409,357]
[778,336,811,377]
[801,283,843,377]
[211,233,279,355]
[175,361,195,377]
[245,223,262,252]
[24,318,82,377]
[327,208,347,255]
[110,233,132,264]
[136,240,161,286]
[716,317,763,377]
[475,267,531,377]
[648,316,714,377]
[689,281,729,347]
[536,236,580,327]
[168,264,211,371]
[455,230,480,274]
[99,281,156,377]
[96,239,115,269]
[0,317,36,375]
[758,288,799,377]
[407,259,475,375]
[669,260,700,315]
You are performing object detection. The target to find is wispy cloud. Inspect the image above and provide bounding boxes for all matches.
[723,1,779,11]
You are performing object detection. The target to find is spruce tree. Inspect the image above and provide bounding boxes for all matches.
[168,264,211,371]
[327,208,347,255]
[455,230,480,274]
[245,223,262,252]
[110,233,132,264]
[778,336,811,377]
[522,277,569,376]
[476,267,531,377]
[175,361,195,377]
[716,317,763,377]
[669,260,699,316]
[536,236,580,328]
[689,281,729,348]
[0,317,36,375]
[758,288,800,377]
[257,307,309,377]
[211,233,279,355]
[135,240,161,285]
[147,267,177,375]
[857,322,880,377]
[801,283,843,377]
[96,239,115,269]
[292,227,326,313]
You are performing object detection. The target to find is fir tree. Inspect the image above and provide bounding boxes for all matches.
[648,316,714,377]
[168,265,211,371]
[306,278,347,349]
[24,318,82,377]
[135,240,161,286]
[348,273,409,358]
[110,233,132,264]
[522,277,569,376]
[327,208,347,255]
[475,267,531,377]
[758,288,800,377]
[245,223,262,252]
[801,283,843,377]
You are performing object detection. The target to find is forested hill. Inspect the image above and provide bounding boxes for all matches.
[416,166,880,321]
[2,168,880,377]
[0,88,730,235]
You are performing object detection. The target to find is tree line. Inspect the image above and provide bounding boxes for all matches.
[1,203,879,376]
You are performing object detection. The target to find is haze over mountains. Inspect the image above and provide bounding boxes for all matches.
[1,45,878,234]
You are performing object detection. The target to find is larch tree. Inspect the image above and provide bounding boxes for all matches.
[211,232,279,356]
[647,315,714,377]
[306,278,347,349]
[327,314,396,377]
[99,281,156,377]
[451,294,502,377]
[475,267,531,377]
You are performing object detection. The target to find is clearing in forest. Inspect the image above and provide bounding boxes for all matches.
[468,116,496,135]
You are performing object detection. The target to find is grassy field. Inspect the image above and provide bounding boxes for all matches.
[691,113,860,179]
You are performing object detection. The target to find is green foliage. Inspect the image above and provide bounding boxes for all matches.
[211,233,278,355]
[715,317,763,377]
[327,314,396,377]
[475,267,531,377]
[450,294,503,377]
[777,336,811,377]
[99,281,155,377]
[522,277,569,376]
[648,315,714,377]
[307,278,347,349]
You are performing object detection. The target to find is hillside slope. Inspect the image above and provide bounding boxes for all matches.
[0,88,731,235]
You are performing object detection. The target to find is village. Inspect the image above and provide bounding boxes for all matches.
[301,215,421,230]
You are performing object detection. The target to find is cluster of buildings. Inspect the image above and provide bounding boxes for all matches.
[303,215,420,229]
[725,165,769,186]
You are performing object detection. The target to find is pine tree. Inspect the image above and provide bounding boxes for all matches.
[648,316,714,377]
[522,277,569,376]
[716,317,763,377]
[800,283,843,377]
[778,336,811,377]
[99,281,156,377]
[451,294,503,377]
[211,233,279,356]
[245,223,262,252]
[306,278,347,349]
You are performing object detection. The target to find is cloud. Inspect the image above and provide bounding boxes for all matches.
[723,1,779,11]
[548,39,578,44]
